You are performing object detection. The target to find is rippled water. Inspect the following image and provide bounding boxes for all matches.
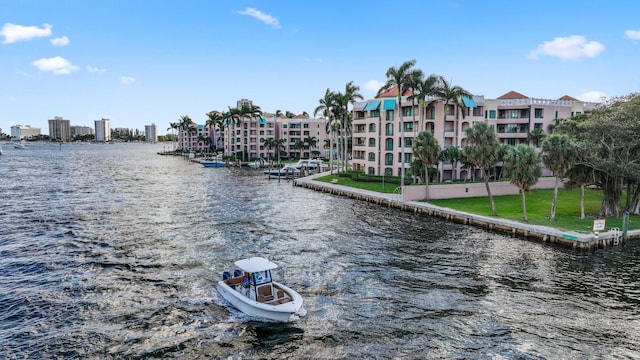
[1,142,639,359]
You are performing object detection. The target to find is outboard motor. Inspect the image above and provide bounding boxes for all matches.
[234,269,243,277]
[222,271,231,281]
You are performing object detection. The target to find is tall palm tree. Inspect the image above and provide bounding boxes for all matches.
[263,138,275,160]
[464,122,501,216]
[304,135,317,157]
[440,146,463,181]
[274,138,286,165]
[541,134,577,220]
[377,60,418,187]
[412,131,441,199]
[294,139,304,159]
[503,145,543,221]
[340,81,362,172]
[411,74,440,131]
[432,76,473,180]
[275,110,283,118]
[206,111,224,150]
[177,115,195,152]
[314,89,337,171]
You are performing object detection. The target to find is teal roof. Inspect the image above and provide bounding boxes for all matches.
[383,100,396,110]
[462,97,477,108]
[363,100,381,111]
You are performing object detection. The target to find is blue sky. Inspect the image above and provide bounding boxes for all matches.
[1,0,639,135]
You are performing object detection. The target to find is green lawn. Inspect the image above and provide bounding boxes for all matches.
[314,175,638,233]
[315,174,401,194]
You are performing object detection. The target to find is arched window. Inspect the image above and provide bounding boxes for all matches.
[385,153,393,166]
[368,152,375,161]
[385,138,394,151]
[385,123,394,136]
[368,167,375,175]
[384,167,393,176]
[368,138,376,147]
[369,123,376,132]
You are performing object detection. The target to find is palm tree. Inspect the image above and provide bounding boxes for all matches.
[177,115,195,152]
[274,138,286,165]
[340,82,362,172]
[432,76,473,180]
[304,135,317,157]
[527,127,545,148]
[294,139,304,159]
[464,122,501,216]
[411,74,439,131]
[167,122,179,151]
[377,60,418,188]
[541,134,577,220]
[412,131,441,199]
[206,111,224,150]
[314,89,337,171]
[275,110,283,118]
[263,138,275,161]
[440,146,463,181]
[503,145,543,221]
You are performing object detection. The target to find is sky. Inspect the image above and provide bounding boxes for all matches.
[1,0,639,135]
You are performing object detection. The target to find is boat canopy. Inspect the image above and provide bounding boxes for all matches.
[234,257,278,273]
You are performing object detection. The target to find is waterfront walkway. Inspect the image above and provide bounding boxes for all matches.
[294,172,639,251]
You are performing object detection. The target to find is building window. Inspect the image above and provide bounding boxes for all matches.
[371,110,380,118]
[369,123,376,132]
[283,124,288,128]
[402,106,413,117]
[386,110,394,121]
[368,167,375,175]
[534,108,543,118]
[519,124,528,133]
[429,106,436,119]
[385,123,394,136]
[507,124,517,133]
[534,123,542,130]
[489,110,496,119]
[405,137,413,148]
[385,153,394,166]
[446,105,455,116]
[385,138,394,151]
[507,138,516,146]
[384,167,393,176]
[497,124,506,133]
[404,122,413,132]
[368,138,376,147]
[368,152,375,161]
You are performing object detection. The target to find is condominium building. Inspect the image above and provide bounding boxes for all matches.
[48,116,71,141]
[95,118,111,142]
[145,123,158,142]
[70,125,94,137]
[10,125,42,140]
[351,89,598,181]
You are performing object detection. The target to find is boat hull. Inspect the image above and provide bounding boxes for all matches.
[201,161,226,168]
[217,281,304,322]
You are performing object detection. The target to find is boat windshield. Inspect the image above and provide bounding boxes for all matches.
[252,270,271,285]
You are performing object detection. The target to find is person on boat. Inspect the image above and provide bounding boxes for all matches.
[242,272,250,296]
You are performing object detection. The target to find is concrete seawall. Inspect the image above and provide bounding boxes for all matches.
[294,174,638,251]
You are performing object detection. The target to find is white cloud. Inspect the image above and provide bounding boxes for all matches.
[578,91,607,103]
[50,36,69,46]
[237,8,280,29]
[625,29,640,40]
[86,66,106,73]
[32,56,78,75]
[365,80,382,93]
[528,35,605,60]
[120,76,136,84]
[1,23,52,44]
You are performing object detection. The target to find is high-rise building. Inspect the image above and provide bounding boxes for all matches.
[145,123,157,142]
[95,118,111,142]
[11,125,42,140]
[48,116,71,141]
[70,126,94,138]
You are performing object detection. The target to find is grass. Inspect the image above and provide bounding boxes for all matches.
[315,174,401,194]
[314,175,638,233]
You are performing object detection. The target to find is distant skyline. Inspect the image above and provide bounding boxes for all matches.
[1,0,639,135]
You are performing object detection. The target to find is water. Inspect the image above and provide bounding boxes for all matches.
[1,142,639,359]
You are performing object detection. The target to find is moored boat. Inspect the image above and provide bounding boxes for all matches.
[217,257,305,322]
[201,160,226,167]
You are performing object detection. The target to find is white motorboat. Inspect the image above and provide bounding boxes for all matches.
[292,159,328,171]
[14,140,27,149]
[263,164,300,177]
[247,158,267,169]
[217,257,305,322]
